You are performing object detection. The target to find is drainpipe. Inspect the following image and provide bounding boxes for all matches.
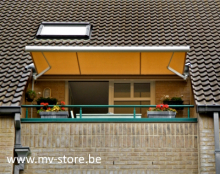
[197,106,220,174]
[14,113,30,174]
[213,112,220,173]
[31,73,36,118]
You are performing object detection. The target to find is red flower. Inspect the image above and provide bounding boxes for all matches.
[40,102,48,110]
[156,104,163,108]
[156,104,167,110]
[156,105,161,109]
[149,107,152,111]
[60,101,65,105]
[61,107,65,111]
[164,104,169,109]
[47,107,51,110]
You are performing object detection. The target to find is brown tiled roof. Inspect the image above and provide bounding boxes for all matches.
[0,0,220,106]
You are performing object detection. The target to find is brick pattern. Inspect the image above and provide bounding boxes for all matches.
[23,80,192,119]
[198,114,220,174]
[21,123,198,174]
[0,117,15,174]
[155,81,192,118]
[25,81,65,118]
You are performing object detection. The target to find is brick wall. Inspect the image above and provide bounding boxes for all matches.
[25,81,65,118]
[24,80,192,118]
[21,91,26,118]
[0,116,15,174]
[21,123,198,173]
[198,114,220,174]
[155,80,192,118]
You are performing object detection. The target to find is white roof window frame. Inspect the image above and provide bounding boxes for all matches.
[36,22,92,39]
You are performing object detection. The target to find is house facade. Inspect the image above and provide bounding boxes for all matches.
[0,0,220,174]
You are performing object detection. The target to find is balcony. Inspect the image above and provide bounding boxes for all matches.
[21,105,196,123]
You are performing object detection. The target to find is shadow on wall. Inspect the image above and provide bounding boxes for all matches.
[69,81,109,116]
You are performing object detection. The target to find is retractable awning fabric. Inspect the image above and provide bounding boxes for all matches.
[25,46,190,76]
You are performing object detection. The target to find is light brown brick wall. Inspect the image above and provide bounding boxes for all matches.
[25,81,65,118]
[198,114,220,174]
[0,116,15,174]
[155,80,192,118]
[24,80,192,118]
[21,91,26,118]
[21,123,198,173]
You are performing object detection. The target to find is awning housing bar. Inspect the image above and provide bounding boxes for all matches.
[25,46,190,52]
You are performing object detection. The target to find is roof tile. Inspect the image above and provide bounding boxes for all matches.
[0,0,220,106]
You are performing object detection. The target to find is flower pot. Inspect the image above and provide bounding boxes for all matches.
[26,98,34,102]
[39,111,69,118]
[163,101,184,110]
[25,90,36,103]
[147,111,176,118]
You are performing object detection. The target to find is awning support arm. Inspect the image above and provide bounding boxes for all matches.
[167,52,188,80]
[33,52,51,80]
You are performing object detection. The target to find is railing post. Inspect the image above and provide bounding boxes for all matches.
[80,107,82,119]
[188,107,190,118]
[133,108,136,118]
[26,108,28,118]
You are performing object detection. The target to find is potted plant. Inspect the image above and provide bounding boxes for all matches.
[162,95,184,110]
[147,104,177,118]
[25,90,36,102]
[36,97,58,105]
[36,97,58,110]
[37,101,69,118]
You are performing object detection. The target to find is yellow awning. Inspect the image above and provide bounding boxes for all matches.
[25,46,190,78]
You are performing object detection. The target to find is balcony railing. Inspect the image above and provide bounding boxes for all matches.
[21,105,197,123]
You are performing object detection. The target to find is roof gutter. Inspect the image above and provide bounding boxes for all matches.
[0,106,21,115]
[25,46,190,52]
[197,105,220,113]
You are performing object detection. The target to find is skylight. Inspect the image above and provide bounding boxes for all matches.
[36,22,92,39]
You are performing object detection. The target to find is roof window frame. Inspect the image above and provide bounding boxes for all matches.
[36,22,92,39]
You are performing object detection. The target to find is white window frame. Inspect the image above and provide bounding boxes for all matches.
[108,80,155,113]
[36,22,91,39]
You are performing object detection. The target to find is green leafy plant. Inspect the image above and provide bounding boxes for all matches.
[171,97,183,101]
[162,95,170,102]
[36,97,58,105]
[162,95,183,102]
[25,90,36,102]
[163,97,170,102]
